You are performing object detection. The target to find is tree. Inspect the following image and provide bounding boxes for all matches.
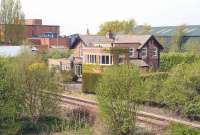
[136,23,151,35]
[0,0,25,45]
[97,19,136,35]
[13,52,62,124]
[96,65,141,135]
[170,25,186,52]
[183,39,200,54]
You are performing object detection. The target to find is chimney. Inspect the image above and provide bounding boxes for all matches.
[106,30,114,39]
[86,28,90,35]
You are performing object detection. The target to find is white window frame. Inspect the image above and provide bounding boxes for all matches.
[129,48,135,57]
[141,47,147,58]
[99,55,113,65]
[153,47,158,57]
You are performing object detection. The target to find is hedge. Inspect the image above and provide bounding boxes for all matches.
[160,53,200,72]
[82,73,101,94]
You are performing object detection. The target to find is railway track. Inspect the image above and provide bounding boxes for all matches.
[45,91,200,130]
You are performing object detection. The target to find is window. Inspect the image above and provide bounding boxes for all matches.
[99,55,112,65]
[129,48,135,57]
[153,47,158,57]
[86,55,96,64]
[141,47,147,58]
[102,56,109,64]
[91,55,96,64]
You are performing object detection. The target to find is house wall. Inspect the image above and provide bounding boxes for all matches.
[139,38,160,70]
[72,42,82,58]
[114,43,139,59]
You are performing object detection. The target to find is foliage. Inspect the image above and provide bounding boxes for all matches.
[160,52,200,72]
[96,65,141,135]
[183,96,200,120]
[136,24,151,35]
[58,70,78,83]
[169,25,186,52]
[0,57,21,135]
[14,52,62,124]
[164,123,200,135]
[0,0,25,45]
[82,73,101,94]
[183,38,200,54]
[97,19,136,35]
[140,72,168,106]
[47,49,72,59]
[0,52,63,134]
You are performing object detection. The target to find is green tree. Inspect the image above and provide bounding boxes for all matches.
[13,52,62,124]
[136,23,151,35]
[0,0,25,45]
[170,25,186,52]
[183,39,200,54]
[97,19,136,35]
[96,65,141,135]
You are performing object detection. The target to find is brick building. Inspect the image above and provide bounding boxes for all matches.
[25,19,69,49]
[68,33,163,77]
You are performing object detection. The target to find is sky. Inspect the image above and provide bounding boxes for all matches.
[21,0,200,35]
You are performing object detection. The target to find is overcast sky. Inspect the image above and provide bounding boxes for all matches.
[21,0,200,35]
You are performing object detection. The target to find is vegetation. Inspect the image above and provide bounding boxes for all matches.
[96,65,141,135]
[160,52,200,72]
[136,24,151,35]
[0,0,25,45]
[47,49,72,59]
[0,52,64,134]
[183,38,200,54]
[164,123,200,135]
[97,19,136,35]
[169,25,186,52]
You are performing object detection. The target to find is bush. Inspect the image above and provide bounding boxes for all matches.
[82,73,101,94]
[183,97,200,120]
[140,72,168,106]
[160,52,199,72]
[164,123,200,135]
[17,116,69,134]
[96,65,141,135]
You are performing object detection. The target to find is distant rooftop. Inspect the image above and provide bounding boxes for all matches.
[134,25,200,37]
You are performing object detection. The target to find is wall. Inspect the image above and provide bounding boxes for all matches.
[25,25,60,38]
[139,38,160,70]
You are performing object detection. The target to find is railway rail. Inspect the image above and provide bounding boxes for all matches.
[45,91,200,130]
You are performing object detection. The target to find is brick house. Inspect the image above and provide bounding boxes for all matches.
[69,33,163,77]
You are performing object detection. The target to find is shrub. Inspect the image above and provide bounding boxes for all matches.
[96,65,141,135]
[141,72,168,106]
[183,97,200,120]
[164,123,200,135]
[159,60,200,115]
[82,73,101,94]
[160,52,199,72]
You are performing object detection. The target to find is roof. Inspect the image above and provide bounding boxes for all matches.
[79,35,113,46]
[134,25,200,37]
[114,35,152,49]
[130,59,149,67]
